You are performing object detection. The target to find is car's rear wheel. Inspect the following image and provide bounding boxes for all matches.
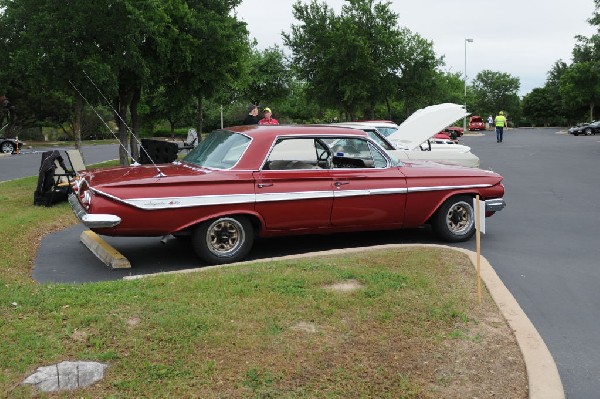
[585,128,592,136]
[432,195,475,242]
[192,216,254,264]
[1,141,15,154]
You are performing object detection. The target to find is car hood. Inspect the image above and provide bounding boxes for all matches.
[387,103,468,150]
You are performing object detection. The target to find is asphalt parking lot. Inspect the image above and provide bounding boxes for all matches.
[12,128,600,398]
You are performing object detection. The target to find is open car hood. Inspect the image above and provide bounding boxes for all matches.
[387,103,468,150]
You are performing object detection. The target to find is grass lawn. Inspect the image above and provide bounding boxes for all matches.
[0,174,527,398]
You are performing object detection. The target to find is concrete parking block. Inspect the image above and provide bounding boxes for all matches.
[80,230,131,269]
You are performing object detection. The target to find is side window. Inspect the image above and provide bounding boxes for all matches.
[264,138,321,170]
[369,143,388,168]
[330,138,376,168]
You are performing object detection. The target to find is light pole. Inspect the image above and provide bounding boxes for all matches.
[464,38,473,131]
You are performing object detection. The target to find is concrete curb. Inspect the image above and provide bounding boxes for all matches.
[123,243,564,399]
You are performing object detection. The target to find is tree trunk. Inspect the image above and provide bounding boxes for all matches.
[196,97,204,142]
[129,85,141,162]
[590,103,595,122]
[73,90,83,153]
[117,90,130,166]
[386,98,392,121]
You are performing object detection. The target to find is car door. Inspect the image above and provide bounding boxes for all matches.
[253,137,334,231]
[329,138,407,227]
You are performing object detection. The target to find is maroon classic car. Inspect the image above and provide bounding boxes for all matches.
[69,125,505,265]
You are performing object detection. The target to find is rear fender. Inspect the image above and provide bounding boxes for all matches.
[422,183,504,224]
[176,210,265,236]
[422,190,475,224]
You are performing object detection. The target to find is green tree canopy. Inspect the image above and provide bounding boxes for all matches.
[283,0,440,120]
[242,46,292,107]
[471,70,520,121]
[0,0,249,164]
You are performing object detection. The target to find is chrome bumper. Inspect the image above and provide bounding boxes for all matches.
[68,193,121,228]
[485,198,506,212]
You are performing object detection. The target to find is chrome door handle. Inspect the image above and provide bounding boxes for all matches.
[257,183,273,188]
[334,181,350,187]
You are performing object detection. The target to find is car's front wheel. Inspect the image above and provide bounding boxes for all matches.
[585,128,593,136]
[1,141,15,154]
[192,216,254,264]
[432,195,475,242]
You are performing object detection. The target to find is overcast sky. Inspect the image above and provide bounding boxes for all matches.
[234,0,597,97]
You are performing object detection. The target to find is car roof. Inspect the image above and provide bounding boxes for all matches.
[225,124,370,139]
[221,125,374,170]
[345,121,399,128]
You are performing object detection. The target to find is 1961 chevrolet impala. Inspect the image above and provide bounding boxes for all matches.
[69,125,506,264]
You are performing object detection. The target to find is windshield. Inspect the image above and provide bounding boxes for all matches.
[375,127,398,137]
[365,130,395,150]
[182,130,251,169]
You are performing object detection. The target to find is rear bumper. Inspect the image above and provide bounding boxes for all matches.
[68,194,121,229]
[485,198,506,212]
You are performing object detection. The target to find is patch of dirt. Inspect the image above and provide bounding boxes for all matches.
[290,322,317,334]
[323,279,363,292]
[126,317,141,327]
[71,329,88,343]
[428,311,527,398]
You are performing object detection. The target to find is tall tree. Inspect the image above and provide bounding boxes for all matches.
[560,26,600,122]
[284,0,440,119]
[559,62,600,121]
[182,0,249,136]
[242,46,291,107]
[471,70,520,121]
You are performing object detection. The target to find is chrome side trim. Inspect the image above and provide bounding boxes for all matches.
[256,191,332,202]
[90,184,493,211]
[333,187,408,198]
[407,183,491,193]
[123,193,256,210]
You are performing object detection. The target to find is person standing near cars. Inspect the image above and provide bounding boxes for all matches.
[259,107,279,125]
[494,111,506,143]
[487,115,494,131]
[243,104,260,125]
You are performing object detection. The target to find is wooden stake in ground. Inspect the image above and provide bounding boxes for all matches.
[475,194,482,304]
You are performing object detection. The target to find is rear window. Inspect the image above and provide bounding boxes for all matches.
[182,130,250,169]
[470,117,483,123]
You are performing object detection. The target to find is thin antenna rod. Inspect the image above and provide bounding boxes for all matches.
[81,71,166,177]
[69,80,132,160]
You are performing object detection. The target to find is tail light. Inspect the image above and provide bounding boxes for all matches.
[73,177,92,210]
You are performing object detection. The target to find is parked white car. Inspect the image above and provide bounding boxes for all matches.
[331,104,479,167]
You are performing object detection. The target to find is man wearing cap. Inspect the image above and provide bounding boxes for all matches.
[494,111,506,143]
[259,107,279,125]
[243,104,260,125]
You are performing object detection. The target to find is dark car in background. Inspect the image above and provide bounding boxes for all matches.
[0,137,24,154]
[569,121,600,136]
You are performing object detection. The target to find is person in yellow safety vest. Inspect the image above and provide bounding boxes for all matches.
[494,111,507,143]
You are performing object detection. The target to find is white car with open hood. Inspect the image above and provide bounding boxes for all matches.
[333,104,480,167]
